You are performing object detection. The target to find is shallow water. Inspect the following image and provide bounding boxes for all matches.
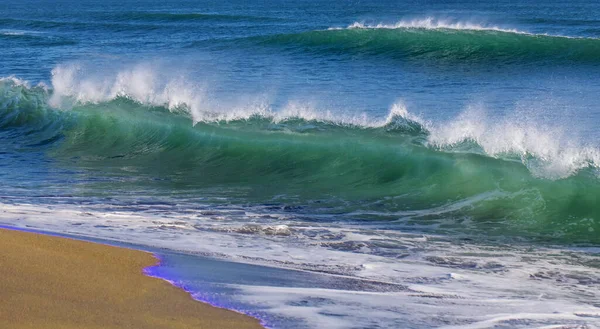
[1,0,600,327]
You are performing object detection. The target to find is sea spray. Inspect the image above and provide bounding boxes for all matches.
[337,17,523,33]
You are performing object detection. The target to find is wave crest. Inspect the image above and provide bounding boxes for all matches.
[426,107,600,179]
[4,68,600,180]
[337,17,523,34]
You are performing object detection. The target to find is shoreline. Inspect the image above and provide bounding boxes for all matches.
[0,227,264,329]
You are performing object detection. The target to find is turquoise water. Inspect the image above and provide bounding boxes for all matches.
[2,0,600,328]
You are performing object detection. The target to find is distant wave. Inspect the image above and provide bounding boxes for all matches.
[331,17,525,33]
[247,18,600,64]
[0,12,280,35]
[0,29,77,46]
[0,29,31,36]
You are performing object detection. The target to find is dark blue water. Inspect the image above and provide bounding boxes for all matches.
[2,1,600,328]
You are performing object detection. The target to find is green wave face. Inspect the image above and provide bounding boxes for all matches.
[2,80,599,244]
[256,27,600,64]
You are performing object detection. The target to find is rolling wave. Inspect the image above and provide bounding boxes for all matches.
[2,76,600,243]
[250,18,600,64]
[0,18,159,33]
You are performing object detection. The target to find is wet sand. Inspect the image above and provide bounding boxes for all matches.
[0,228,264,329]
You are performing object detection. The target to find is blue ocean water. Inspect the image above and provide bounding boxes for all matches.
[2,0,600,328]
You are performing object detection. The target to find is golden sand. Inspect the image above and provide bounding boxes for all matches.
[0,228,264,329]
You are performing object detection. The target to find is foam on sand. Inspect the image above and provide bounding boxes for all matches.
[1,203,599,328]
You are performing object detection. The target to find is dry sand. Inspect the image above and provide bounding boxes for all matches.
[0,228,264,329]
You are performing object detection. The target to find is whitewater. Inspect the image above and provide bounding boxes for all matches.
[2,0,600,327]
[3,67,600,326]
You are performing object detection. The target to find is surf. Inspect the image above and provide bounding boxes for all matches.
[2,75,600,244]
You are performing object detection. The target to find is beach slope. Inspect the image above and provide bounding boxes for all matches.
[0,228,264,329]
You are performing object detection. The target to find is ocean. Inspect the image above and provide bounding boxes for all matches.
[1,0,600,327]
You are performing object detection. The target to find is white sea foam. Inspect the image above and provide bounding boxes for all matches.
[1,201,599,328]
[47,65,416,130]
[0,76,32,88]
[328,17,600,41]
[425,105,600,179]
[234,285,598,329]
[0,29,43,36]
[48,63,401,127]
[50,63,209,123]
[330,17,525,34]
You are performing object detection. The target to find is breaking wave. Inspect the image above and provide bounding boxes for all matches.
[2,72,600,243]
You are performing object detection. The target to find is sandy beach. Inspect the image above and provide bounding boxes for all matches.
[0,228,264,329]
